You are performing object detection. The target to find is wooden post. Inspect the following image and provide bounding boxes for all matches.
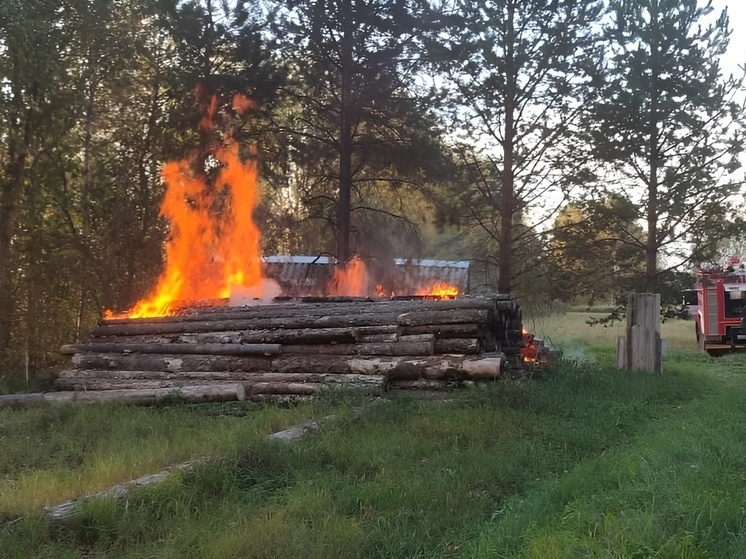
[617,293,662,373]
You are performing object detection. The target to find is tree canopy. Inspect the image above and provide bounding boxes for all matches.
[589,0,746,291]
[0,0,744,368]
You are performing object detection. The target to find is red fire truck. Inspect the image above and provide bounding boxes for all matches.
[688,258,746,355]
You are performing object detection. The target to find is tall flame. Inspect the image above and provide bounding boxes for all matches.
[329,257,369,296]
[127,94,264,318]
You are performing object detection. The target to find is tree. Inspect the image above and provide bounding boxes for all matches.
[547,195,646,304]
[0,0,83,362]
[434,0,604,293]
[272,0,448,262]
[590,0,746,292]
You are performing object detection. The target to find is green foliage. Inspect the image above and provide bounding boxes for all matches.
[433,0,605,292]
[270,0,452,261]
[589,0,746,290]
[547,194,646,305]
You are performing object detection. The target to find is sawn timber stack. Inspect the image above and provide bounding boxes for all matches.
[58,295,522,401]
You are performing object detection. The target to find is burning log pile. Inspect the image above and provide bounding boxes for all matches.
[58,295,523,402]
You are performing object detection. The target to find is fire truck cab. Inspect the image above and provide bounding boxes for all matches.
[692,258,746,355]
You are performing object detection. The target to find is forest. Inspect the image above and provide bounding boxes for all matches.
[1,0,744,371]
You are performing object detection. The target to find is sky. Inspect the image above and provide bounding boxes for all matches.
[711,0,746,77]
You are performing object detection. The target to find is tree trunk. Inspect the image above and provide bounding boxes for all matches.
[0,131,30,359]
[645,3,661,293]
[337,0,354,262]
[497,1,517,295]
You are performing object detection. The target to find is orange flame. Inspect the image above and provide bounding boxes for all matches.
[375,284,395,298]
[124,94,264,318]
[330,257,369,296]
[416,282,459,299]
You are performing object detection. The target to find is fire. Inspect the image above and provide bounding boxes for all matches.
[330,257,370,297]
[375,284,394,298]
[521,326,550,365]
[416,282,459,299]
[125,93,264,318]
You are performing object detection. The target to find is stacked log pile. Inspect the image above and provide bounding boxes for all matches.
[58,295,523,402]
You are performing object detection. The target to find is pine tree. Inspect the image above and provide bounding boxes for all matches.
[590,0,746,291]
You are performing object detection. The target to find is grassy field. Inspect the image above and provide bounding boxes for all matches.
[2,315,746,557]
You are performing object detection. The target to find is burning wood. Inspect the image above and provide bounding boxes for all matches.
[48,91,530,405]
[57,295,524,401]
[521,328,552,365]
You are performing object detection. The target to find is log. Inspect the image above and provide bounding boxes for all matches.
[72,353,272,373]
[434,338,480,354]
[55,369,385,390]
[386,354,505,381]
[269,353,506,380]
[0,392,45,407]
[69,342,281,356]
[396,334,436,343]
[280,340,434,356]
[56,379,238,391]
[397,309,489,327]
[460,356,505,379]
[0,385,245,408]
[100,297,503,325]
[245,382,319,396]
[239,326,398,345]
[72,326,399,347]
[398,323,482,338]
[92,313,407,337]
[93,302,508,338]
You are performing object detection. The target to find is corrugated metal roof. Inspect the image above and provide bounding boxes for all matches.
[261,256,470,297]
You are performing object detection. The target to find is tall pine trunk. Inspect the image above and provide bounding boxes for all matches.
[337,0,354,263]
[645,0,660,293]
[0,99,32,359]
[497,1,516,294]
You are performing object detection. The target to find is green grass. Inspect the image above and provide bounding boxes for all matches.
[525,314,697,353]
[2,314,745,557]
[0,399,322,517]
